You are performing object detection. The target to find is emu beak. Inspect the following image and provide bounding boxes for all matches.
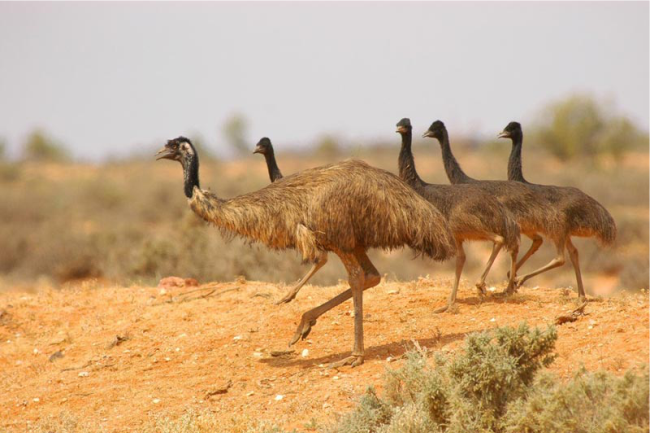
[156,146,175,161]
[422,131,434,138]
[253,145,263,155]
[396,126,407,134]
[497,131,510,139]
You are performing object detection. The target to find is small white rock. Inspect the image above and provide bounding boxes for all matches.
[490,318,496,322]
[33,398,40,403]
[488,287,496,292]
[78,371,89,377]
[333,376,339,380]
[152,398,161,404]
[274,394,284,401]
[175,347,180,352]
[164,357,171,362]
[159,288,167,295]
[386,356,393,362]
[33,348,39,355]
[301,349,309,357]
[233,335,242,341]
[246,391,255,396]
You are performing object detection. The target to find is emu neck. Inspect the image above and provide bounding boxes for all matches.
[398,130,424,188]
[264,151,283,182]
[439,130,473,184]
[183,153,200,198]
[507,136,528,183]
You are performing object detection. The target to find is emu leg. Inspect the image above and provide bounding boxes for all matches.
[566,238,586,300]
[508,234,543,278]
[515,237,566,289]
[289,248,380,369]
[475,235,504,295]
[276,252,328,305]
[329,248,380,368]
[435,239,465,313]
[504,245,519,294]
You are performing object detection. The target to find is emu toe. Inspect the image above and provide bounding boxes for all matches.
[434,303,459,314]
[328,355,364,369]
[289,318,316,346]
[275,291,298,305]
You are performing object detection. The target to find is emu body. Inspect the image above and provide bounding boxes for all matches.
[254,137,328,304]
[423,121,562,291]
[157,137,455,367]
[397,118,519,311]
[499,122,616,299]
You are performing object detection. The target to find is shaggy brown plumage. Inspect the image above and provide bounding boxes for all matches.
[157,136,455,367]
[191,159,454,262]
[423,121,563,291]
[397,118,519,309]
[499,121,617,299]
[254,137,328,305]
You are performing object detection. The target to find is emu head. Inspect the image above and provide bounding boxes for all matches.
[422,120,446,140]
[396,118,412,135]
[156,136,195,167]
[253,137,273,156]
[498,122,522,141]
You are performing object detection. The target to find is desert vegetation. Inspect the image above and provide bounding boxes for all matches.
[0,95,647,294]
[0,94,648,432]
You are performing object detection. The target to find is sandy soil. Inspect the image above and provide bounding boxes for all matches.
[0,278,648,432]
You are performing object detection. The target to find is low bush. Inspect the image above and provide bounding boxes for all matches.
[327,323,648,433]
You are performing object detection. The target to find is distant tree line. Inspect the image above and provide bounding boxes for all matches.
[531,93,648,161]
[0,94,647,163]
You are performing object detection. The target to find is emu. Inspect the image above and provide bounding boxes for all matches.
[498,122,616,299]
[423,121,562,293]
[396,118,519,312]
[253,137,329,304]
[157,136,455,367]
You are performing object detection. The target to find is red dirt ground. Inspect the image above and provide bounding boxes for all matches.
[1,278,648,432]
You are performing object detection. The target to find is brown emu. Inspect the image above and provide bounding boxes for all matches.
[157,137,455,367]
[396,118,519,312]
[253,137,329,304]
[498,122,616,299]
[423,121,562,293]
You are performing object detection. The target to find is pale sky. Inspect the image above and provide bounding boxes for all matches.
[0,2,647,160]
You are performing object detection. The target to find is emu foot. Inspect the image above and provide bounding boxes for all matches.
[514,277,525,291]
[275,289,298,305]
[328,355,364,369]
[475,282,487,297]
[289,318,316,346]
[434,303,458,314]
[504,281,518,295]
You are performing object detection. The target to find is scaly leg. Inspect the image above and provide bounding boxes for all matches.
[329,248,380,368]
[508,233,543,278]
[290,247,380,370]
[504,244,519,294]
[276,252,328,304]
[475,235,504,295]
[435,239,465,314]
[515,237,566,289]
[566,238,586,300]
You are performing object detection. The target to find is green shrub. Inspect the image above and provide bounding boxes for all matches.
[328,323,648,433]
[23,128,70,162]
[532,94,648,161]
[503,369,649,433]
